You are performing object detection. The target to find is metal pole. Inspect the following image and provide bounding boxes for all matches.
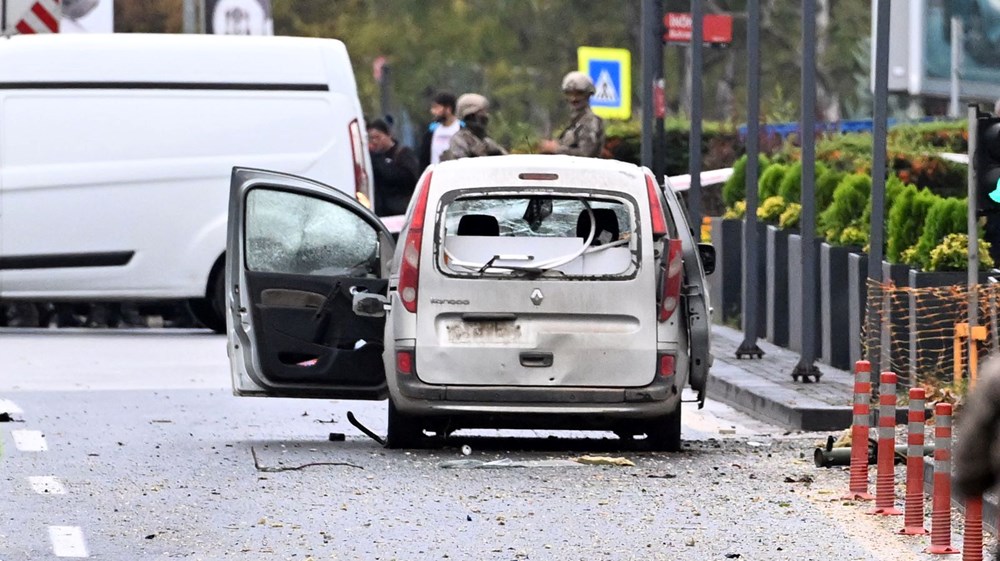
[688,0,703,230]
[641,0,657,170]
[2,0,7,35]
[866,0,891,374]
[793,0,821,382]
[969,104,980,370]
[949,18,962,119]
[183,0,197,34]
[737,0,764,359]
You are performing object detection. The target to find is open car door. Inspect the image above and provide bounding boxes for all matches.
[661,177,713,406]
[226,168,395,400]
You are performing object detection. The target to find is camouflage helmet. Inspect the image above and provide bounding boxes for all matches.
[455,93,490,120]
[561,71,595,95]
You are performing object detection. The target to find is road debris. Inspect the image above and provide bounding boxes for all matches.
[250,446,363,472]
[574,455,635,467]
[347,411,385,446]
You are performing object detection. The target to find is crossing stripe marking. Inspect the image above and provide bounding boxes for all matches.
[0,399,23,414]
[11,429,48,451]
[50,526,89,558]
[29,476,67,495]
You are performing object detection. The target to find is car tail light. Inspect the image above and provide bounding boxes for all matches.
[645,174,668,236]
[658,239,683,322]
[658,353,676,377]
[395,350,414,375]
[348,119,372,208]
[398,171,433,313]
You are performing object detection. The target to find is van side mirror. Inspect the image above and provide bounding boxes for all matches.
[697,243,716,276]
[352,293,389,317]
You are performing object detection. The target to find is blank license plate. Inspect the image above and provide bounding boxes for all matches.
[446,321,522,344]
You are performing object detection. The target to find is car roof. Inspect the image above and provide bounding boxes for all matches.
[429,154,649,198]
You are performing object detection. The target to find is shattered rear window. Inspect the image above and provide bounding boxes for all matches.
[437,193,638,278]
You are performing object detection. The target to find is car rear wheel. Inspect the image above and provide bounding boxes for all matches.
[386,400,424,449]
[644,407,682,452]
[188,263,226,334]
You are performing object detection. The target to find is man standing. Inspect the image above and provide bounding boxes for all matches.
[539,71,605,158]
[368,118,420,217]
[439,93,507,161]
[419,91,463,170]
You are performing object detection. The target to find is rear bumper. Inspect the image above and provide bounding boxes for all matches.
[390,372,679,420]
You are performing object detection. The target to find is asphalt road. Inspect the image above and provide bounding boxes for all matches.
[0,329,950,560]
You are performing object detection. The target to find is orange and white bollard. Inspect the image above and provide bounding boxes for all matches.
[899,388,928,534]
[869,372,902,515]
[962,496,984,561]
[927,402,960,555]
[846,360,874,500]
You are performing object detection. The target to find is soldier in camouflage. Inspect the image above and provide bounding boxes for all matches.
[439,93,508,161]
[539,71,605,158]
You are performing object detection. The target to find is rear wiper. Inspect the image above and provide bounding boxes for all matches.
[476,254,535,275]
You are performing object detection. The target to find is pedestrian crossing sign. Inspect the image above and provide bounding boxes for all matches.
[577,46,631,120]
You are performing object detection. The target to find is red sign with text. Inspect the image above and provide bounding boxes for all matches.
[664,12,733,45]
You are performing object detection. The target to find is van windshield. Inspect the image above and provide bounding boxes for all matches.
[438,194,638,278]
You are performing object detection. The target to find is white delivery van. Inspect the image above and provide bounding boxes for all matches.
[0,33,374,331]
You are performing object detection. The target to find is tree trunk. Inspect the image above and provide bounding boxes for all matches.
[715,50,736,122]
[815,0,841,121]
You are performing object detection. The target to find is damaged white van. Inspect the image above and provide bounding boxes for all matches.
[226,155,713,451]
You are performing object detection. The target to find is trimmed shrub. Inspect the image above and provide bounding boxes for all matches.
[818,173,871,244]
[886,184,939,263]
[723,200,746,219]
[928,233,994,272]
[723,153,770,208]
[815,167,844,213]
[912,197,968,270]
[779,202,801,229]
[777,161,830,205]
[758,163,788,200]
[757,195,787,224]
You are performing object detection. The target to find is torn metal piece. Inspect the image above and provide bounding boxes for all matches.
[250,446,362,472]
[347,411,386,446]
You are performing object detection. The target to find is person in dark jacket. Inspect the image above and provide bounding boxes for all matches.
[368,118,420,217]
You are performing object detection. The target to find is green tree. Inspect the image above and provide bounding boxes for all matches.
[758,163,788,200]
[886,185,939,263]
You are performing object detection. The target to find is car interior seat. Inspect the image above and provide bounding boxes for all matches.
[456,214,500,236]
[576,208,620,246]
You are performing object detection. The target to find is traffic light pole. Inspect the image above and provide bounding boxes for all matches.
[969,104,980,363]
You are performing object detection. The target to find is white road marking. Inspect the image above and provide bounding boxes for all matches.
[0,398,23,414]
[11,429,48,451]
[29,476,67,495]
[49,526,89,558]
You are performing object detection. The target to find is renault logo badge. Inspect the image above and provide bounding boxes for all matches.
[530,288,544,306]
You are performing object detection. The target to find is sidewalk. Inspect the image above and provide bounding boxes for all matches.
[707,325,855,431]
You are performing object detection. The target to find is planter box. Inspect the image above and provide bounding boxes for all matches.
[907,269,990,386]
[820,243,860,369]
[766,225,792,346]
[709,218,743,325]
[880,261,912,380]
[847,252,869,367]
[787,234,824,356]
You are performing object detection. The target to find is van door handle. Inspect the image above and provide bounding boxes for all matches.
[519,352,553,368]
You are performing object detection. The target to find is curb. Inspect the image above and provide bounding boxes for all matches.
[706,363,852,431]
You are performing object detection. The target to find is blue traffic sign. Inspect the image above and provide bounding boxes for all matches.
[577,47,631,120]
